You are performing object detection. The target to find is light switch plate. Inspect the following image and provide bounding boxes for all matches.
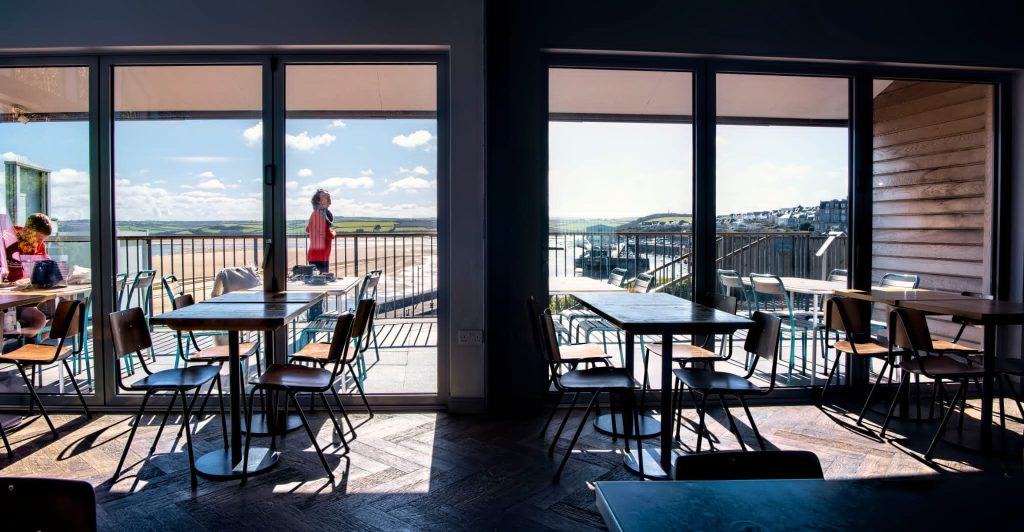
[457,329,484,345]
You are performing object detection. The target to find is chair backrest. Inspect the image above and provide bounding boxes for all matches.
[349,298,377,346]
[673,450,823,481]
[356,269,383,301]
[878,272,919,289]
[114,272,128,311]
[745,311,782,363]
[125,269,157,313]
[161,273,183,309]
[607,267,628,287]
[827,269,848,283]
[717,269,744,291]
[537,308,564,364]
[889,307,934,352]
[709,293,738,315]
[632,273,655,293]
[49,299,83,342]
[825,297,872,338]
[325,311,356,364]
[109,307,154,359]
[749,273,794,317]
[0,476,97,532]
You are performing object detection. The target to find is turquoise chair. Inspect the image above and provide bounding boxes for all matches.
[160,274,227,368]
[749,273,815,383]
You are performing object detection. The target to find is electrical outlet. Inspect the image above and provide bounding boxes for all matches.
[457,329,484,345]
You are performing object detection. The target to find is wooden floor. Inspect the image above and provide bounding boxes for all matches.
[0,397,1021,530]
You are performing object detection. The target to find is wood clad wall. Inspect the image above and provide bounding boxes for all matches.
[872,80,994,341]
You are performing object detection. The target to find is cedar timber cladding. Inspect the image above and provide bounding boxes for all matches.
[872,80,993,343]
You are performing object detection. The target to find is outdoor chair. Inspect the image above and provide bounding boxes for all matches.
[125,269,158,362]
[877,307,985,460]
[718,269,755,315]
[673,311,782,452]
[749,273,814,383]
[291,298,376,421]
[868,271,921,332]
[673,450,823,480]
[575,271,657,361]
[244,311,356,483]
[161,274,228,368]
[819,297,889,406]
[557,267,627,338]
[630,272,655,293]
[534,305,643,482]
[109,307,225,489]
[0,299,91,454]
[298,269,383,378]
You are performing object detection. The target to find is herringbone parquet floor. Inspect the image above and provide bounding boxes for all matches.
[1,396,1021,531]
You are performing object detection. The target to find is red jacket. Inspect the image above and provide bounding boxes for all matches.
[4,225,48,281]
[305,209,334,263]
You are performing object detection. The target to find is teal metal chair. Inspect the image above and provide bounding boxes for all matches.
[749,273,815,383]
[160,274,227,368]
[558,267,628,338]
[718,269,755,316]
[879,272,919,288]
[125,270,158,363]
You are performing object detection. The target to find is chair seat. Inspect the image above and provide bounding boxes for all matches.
[576,318,616,332]
[291,342,330,363]
[559,343,612,363]
[257,363,332,391]
[185,341,257,362]
[898,356,985,378]
[0,343,72,364]
[559,367,635,390]
[673,368,761,394]
[931,339,981,354]
[833,339,888,356]
[646,343,718,361]
[129,365,220,390]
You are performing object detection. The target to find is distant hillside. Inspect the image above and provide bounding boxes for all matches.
[57,218,437,236]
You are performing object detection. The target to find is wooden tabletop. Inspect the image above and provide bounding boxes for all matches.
[0,293,48,310]
[0,284,91,299]
[570,292,752,335]
[900,298,1024,325]
[269,276,362,295]
[743,276,846,295]
[595,477,1022,532]
[150,301,316,331]
[205,291,326,304]
[836,288,982,306]
[549,276,627,295]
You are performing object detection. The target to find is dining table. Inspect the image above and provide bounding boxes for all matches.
[595,476,1022,531]
[549,276,627,295]
[836,288,1024,452]
[569,292,753,478]
[150,291,325,479]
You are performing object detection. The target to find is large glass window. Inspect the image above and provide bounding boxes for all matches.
[714,73,850,388]
[0,66,93,397]
[285,64,438,395]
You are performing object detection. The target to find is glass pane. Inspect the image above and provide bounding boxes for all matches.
[113,65,263,392]
[0,66,93,397]
[548,68,694,391]
[285,64,438,395]
[715,73,850,389]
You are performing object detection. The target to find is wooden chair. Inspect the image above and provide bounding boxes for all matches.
[674,450,823,480]
[534,305,642,482]
[673,311,782,452]
[0,299,91,447]
[243,311,356,482]
[1,476,97,531]
[528,296,612,437]
[819,297,889,405]
[878,308,985,460]
[109,307,225,489]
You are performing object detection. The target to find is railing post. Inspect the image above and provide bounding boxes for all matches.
[353,235,360,277]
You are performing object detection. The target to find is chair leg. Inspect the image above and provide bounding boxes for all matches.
[348,365,374,418]
[329,387,356,439]
[179,386,198,489]
[880,372,910,438]
[857,359,890,426]
[549,392,580,455]
[818,354,842,406]
[319,392,349,453]
[215,375,228,449]
[289,392,334,480]
[0,421,11,459]
[718,394,746,451]
[553,393,598,483]
[925,380,966,461]
[113,390,153,482]
[15,364,56,437]
[540,388,564,437]
[737,395,766,450]
[62,359,91,419]
[151,390,179,452]
[674,380,684,441]
[695,393,710,453]
[242,387,258,484]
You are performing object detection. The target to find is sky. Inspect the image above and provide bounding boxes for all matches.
[548,121,848,218]
[0,117,438,224]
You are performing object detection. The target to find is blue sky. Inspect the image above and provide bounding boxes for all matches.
[0,117,438,224]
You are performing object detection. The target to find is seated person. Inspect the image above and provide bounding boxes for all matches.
[2,213,52,336]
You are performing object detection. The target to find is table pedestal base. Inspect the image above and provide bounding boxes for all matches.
[623,448,682,479]
[242,413,303,436]
[593,413,660,438]
[195,447,279,479]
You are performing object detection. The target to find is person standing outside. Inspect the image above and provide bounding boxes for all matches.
[306,189,335,273]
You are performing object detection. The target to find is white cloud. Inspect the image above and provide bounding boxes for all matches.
[2,151,28,163]
[168,155,229,163]
[297,168,313,177]
[49,168,90,220]
[328,120,346,129]
[197,178,227,190]
[387,176,432,193]
[243,121,262,145]
[286,131,336,151]
[319,176,374,190]
[360,169,374,176]
[286,180,299,190]
[392,129,433,148]
[412,166,429,175]
[198,171,215,178]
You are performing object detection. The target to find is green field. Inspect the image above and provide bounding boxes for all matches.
[110,218,437,236]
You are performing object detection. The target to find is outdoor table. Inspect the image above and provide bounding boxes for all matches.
[744,276,846,384]
[549,276,627,295]
[570,292,752,478]
[150,295,324,479]
[595,477,1022,532]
